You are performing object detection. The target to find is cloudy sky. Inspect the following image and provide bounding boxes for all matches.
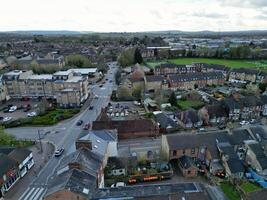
[0,0,267,32]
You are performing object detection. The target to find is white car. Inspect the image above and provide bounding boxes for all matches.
[3,117,12,122]
[111,182,126,188]
[9,106,17,112]
[240,121,249,126]
[27,112,37,117]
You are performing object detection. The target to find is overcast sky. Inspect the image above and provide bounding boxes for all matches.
[0,0,267,32]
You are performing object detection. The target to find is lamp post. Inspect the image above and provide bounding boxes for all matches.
[37,129,43,153]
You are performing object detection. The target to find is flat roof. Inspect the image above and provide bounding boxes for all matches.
[65,76,83,83]
[4,70,24,76]
[53,70,72,76]
[70,68,97,74]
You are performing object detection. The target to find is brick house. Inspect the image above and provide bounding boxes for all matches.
[168,72,225,90]
[178,155,198,178]
[229,68,259,83]
[144,75,164,92]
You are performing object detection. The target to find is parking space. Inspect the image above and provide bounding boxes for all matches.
[107,101,146,120]
[0,99,42,122]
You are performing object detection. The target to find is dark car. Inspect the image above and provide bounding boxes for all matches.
[99,85,103,88]
[76,120,83,126]
[89,106,94,110]
[3,107,9,113]
[218,124,226,130]
[54,148,64,157]
[83,123,91,130]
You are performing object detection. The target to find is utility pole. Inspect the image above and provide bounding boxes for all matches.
[38,129,43,153]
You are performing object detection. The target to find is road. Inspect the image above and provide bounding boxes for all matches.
[6,62,118,200]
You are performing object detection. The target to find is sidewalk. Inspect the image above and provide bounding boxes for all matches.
[4,142,54,200]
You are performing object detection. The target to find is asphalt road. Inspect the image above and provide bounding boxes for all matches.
[9,62,118,200]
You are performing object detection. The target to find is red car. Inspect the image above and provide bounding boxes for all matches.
[83,123,91,130]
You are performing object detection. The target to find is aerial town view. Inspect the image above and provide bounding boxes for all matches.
[1,0,267,200]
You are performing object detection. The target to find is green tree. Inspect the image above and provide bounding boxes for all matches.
[134,48,143,64]
[132,86,142,100]
[115,70,122,85]
[65,54,92,68]
[117,48,136,67]
[259,82,267,93]
[169,91,177,106]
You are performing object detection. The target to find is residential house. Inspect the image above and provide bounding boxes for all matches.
[206,104,227,125]
[244,141,267,176]
[217,142,245,179]
[92,111,159,139]
[249,126,267,142]
[229,68,259,83]
[168,72,225,90]
[45,147,105,200]
[144,75,164,92]
[176,108,202,128]
[178,155,198,178]
[154,112,179,133]
[0,148,34,197]
[106,157,127,176]
[195,63,229,77]
[76,129,118,166]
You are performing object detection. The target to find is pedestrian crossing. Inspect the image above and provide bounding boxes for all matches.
[18,186,47,200]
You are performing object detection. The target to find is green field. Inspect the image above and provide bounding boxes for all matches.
[240,182,262,193]
[220,182,241,200]
[147,58,267,70]
[177,100,204,110]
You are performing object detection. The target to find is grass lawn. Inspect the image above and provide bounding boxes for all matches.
[177,100,204,110]
[220,181,241,200]
[147,58,267,70]
[240,182,262,193]
[4,108,80,128]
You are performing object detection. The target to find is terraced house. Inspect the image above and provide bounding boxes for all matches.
[168,71,225,90]
[2,68,93,107]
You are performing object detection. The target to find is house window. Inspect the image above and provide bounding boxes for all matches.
[183,149,186,154]
[173,150,177,156]
[191,148,195,155]
[187,170,191,174]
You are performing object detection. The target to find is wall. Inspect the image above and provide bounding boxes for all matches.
[45,189,87,200]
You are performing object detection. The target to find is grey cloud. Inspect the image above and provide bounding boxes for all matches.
[220,0,267,8]
[192,12,227,19]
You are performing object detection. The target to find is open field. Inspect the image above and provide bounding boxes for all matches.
[147,58,267,70]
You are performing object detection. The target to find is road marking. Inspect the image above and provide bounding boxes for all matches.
[20,187,35,200]
[18,187,32,200]
[32,188,45,200]
[28,187,40,200]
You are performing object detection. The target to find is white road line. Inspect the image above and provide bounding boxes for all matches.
[32,188,45,200]
[28,187,40,200]
[18,187,31,200]
[20,187,35,200]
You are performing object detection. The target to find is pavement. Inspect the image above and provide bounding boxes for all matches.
[4,142,54,200]
[5,62,118,200]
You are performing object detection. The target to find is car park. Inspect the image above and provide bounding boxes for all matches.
[76,120,83,126]
[54,148,64,157]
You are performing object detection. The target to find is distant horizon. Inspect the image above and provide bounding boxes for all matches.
[1,0,267,32]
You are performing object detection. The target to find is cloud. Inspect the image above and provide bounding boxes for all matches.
[192,11,227,19]
[220,0,267,8]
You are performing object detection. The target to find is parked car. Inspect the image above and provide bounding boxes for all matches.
[218,124,226,130]
[198,128,206,132]
[3,107,10,113]
[23,104,31,112]
[9,106,17,112]
[27,112,37,117]
[83,123,91,130]
[250,119,256,124]
[76,120,83,126]
[54,148,64,157]
[99,85,103,88]
[3,117,12,122]
[240,121,249,126]
[89,106,94,110]
[111,182,126,188]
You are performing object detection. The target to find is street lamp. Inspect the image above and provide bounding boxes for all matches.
[37,129,43,153]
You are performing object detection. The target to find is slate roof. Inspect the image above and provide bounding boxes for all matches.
[145,75,164,82]
[176,108,200,124]
[92,182,204,199]
[46,168,97,198]
[169,72,224,83]
[155,112,179,129]
[248,143,267,169]
[0,147,15,155]
[0,153,17,177]
[226,158,245,174]
[166,131,229,159]
[56,147,103,178]
[250,126,267,141]
[179,155,196,170]
[230,68,259,75]
[231,129,253,145]
[207,104,228,118]
[8,148,31,164]
[223,97,242,110]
